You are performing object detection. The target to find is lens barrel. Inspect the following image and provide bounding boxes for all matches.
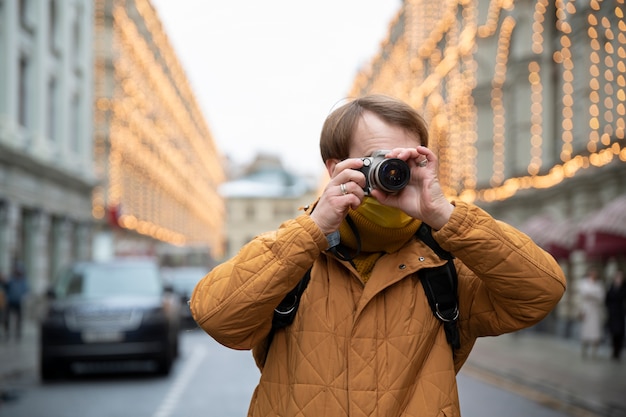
[370,158,410,193]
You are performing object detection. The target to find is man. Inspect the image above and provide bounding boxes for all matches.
[191,94,566,416]
[4,261,28,340]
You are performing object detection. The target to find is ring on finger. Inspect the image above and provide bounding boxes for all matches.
[340,183,348,195]
[418,159,428,167]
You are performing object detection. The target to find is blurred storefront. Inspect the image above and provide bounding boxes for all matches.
[578,195,626,260]
[350,0,626,337]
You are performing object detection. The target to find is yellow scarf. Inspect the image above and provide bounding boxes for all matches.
[338,208,421,283]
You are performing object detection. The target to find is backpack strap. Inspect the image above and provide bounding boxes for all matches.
[416,222,454,261]
[416,222,461,351]
[266,267,312,350]
[272,268,312,329]
[268,223,461,353]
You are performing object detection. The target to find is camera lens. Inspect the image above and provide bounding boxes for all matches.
[372,158,410,193]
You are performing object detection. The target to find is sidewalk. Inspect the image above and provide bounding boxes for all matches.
[462,331,626,417]
[0,319,38,403]
[1,320,625,416]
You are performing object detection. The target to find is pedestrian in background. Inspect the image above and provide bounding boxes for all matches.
[3,261,29,340]
[605,269,626,361]
[190,94,566,417]
[578,267,605,359]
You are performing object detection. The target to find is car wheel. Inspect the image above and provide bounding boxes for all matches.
[156,335,176,376]
[40,358,64,382]
[173,332,180,358]
[156,351,173,375]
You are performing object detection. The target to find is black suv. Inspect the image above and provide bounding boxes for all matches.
[40,259,181,380]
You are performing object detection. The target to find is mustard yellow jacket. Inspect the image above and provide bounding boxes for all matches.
[190,202,566,417]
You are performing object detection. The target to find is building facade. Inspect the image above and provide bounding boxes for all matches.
[93,0,226,264]
[0,0,95,295]
[0,0,226,309]
[350,0,626,336]
[220,154,318,260]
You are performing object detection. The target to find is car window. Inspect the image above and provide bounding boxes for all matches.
[55,263,162,298]
[161,267,207,296]
[65,272,84,295]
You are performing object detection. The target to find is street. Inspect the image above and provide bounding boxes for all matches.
[0,329,258,417]
[0,329,582,417]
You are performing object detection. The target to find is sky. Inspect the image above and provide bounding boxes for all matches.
[150,1,401,179]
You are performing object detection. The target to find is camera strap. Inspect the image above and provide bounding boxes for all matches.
[268,221,460,355]
[328,215,361,262]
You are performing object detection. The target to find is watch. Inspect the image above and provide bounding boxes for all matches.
[326,230,340,250]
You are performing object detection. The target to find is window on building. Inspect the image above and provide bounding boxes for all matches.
[18,55,30,128]
[47,76,57,142]
[245,203,256,220]
[273,203,293,219]
[72,8,82,69]
[49,0,59,53]
[19,0,34,31]
[71,93,81,152]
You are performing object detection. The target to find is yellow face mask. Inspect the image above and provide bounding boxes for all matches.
[355,196,414,228]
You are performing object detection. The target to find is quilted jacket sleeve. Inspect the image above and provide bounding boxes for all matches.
[190,214,328,350]
[433,202,567,360]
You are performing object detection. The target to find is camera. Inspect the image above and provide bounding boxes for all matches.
[356,150,410,195]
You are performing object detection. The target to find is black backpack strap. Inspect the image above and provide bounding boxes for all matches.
[416,222,453,261]
[416,223,461,351]
[266,267,312,351]
[267,223,461,354]
[272,268,312,329]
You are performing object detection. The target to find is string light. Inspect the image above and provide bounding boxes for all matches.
[617,4,626,141]
[556,0,575,162]
[532,0,548,54]
[351,0,481,196]
[528,61,543,175]
[490,16,515,186]
[350,0,626,203]
[93,1,226,257]
[92,0,107,220]
[478,0,514,38]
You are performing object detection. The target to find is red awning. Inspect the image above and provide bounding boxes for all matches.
[578,195,626,259]
[518,215,577,260]
[583,231,626,258]
[582,195,626,237]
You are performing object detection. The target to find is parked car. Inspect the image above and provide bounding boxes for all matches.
[39,258,181,381]
[161,266,208,330]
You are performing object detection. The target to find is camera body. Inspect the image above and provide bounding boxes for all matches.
[356,150,410,195]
